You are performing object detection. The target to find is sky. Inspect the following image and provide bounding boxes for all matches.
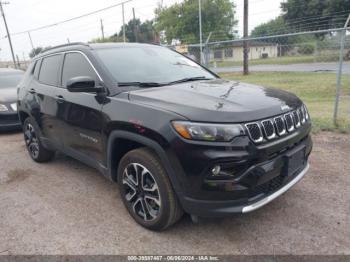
[0,0,283,61]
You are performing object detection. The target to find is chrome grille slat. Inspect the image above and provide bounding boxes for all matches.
[303,105,309,120]
[293,110,301,127]
[261,120,276,139]
[274,116,286,136]
[299,108,306,124]
[245,123,263,143]
[284,113,295,132]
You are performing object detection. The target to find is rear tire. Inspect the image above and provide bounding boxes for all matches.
[117,148,183,231]
[23,117,55,163]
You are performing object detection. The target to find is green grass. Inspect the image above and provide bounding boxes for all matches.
[211,55,339,68]
[219,72,350,133]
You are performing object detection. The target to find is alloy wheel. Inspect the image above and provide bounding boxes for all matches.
[122,163,161,222]
[24,123,40,159]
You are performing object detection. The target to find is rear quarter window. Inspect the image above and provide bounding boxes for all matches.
[38,55,61,86]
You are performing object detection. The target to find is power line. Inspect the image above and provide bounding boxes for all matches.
[9,0,133,37]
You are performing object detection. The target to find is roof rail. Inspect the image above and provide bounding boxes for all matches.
[40,42,90,54]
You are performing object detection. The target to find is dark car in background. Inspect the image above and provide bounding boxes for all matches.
[0,68,24,131]
[17,43,312,230]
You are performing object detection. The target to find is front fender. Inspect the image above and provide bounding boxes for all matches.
[106,130,183,193]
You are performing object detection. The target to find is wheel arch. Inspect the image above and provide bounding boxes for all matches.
[18,110,30,125]
[107,130,182,193]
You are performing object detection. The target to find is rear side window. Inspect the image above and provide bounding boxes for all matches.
[39,55,61,86]
[61,52,96,88]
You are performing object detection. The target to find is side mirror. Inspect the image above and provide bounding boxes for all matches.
[66,76,103,93]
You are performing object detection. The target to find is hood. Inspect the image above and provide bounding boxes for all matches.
[128,79,302,123]
[0,87,17,103]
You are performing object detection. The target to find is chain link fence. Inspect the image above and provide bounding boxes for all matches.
[0,26,348,132]
[170,28,350,132]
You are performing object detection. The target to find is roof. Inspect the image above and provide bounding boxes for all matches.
[35,42,161,59]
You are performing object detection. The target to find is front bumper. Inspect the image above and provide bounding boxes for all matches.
[169,122,312,217]
[179,163,309,217]
[0,112,21,131]
[243,163,309,213]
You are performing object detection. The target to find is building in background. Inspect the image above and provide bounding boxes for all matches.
[209,41,278,62]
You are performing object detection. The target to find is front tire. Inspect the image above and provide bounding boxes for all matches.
[23,117,55,163]
[117,148,183,230]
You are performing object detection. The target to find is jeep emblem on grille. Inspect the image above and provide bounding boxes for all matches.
[281,105,291,111]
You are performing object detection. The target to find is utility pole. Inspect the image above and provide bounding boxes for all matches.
[243,0,249,75]
[122,3,126,42]
[203,32,212,67]
[16,54,20,68]
[198,0,203,64]
[0,1,17,69]
[27,31,34,50]
[132,8,139,42]
[100,19,105,40]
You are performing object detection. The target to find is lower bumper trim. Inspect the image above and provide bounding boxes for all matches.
[242,163,310,213]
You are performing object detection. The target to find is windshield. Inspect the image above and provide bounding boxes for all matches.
[94,45,215,85]
[0,73,23,88]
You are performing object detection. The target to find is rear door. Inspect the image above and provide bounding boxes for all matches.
[55,51,105,165]
[33,54,64,149]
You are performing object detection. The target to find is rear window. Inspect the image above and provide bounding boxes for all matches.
[39,55,61,86]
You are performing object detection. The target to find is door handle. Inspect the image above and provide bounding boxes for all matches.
[29,88,36,94]
[56,95,65,103]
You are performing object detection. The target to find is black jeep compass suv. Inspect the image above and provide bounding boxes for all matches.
[18,43,312,230]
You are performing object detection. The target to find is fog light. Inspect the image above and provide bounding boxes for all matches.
[211,165,221,176]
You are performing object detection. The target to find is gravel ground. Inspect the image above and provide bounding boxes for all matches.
[0,131,349,255]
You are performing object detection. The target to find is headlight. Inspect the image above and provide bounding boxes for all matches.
[172,121,244,142]
[10,103,17,111]
[0,104,8,112]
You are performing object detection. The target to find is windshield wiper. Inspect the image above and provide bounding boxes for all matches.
[118,82,163,88]
[166,76,214,85]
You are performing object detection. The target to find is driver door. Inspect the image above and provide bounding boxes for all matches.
[55,52,105,164]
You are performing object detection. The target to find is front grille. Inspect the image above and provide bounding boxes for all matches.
[299,107,306,124]
[284,113,294,132]
[293,111,301,127]
[250,175,285,197]
[0,113,19,122]
[245,123,263,143]
[262,120,275,139]
[245,106,309,144]
[274,116,286,135]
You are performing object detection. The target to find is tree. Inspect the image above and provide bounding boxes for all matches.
[154,0,237,44]
[251,16,316,55]
[29,46,51,58]
[117,19,158,43]
[90,35,125,43]
[251,16,288,38]
[281,0,350,33]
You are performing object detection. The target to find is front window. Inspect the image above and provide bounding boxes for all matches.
[0,73,23,88]
[94,45,215,85]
